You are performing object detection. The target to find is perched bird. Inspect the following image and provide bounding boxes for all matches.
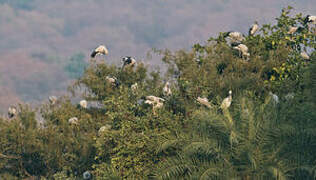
[249,21,259,36]
[146,96,165,103]
[304,15,316,24]
[221,90,232,110]
[287,26,298,34]
[131,83,138,93]
[79,100,88,109]
[8,106,17,119]
[301,51,310,60]
[225,31,245,42]
[68,117,79,125]
[83,171,92,180]
[98,125,112,135]
[106,76,119,87]
[197,97,211,109]
[163,82,172,96]
[269,91,279,105]
[145,96,165,115]
[233,43,250,60]
[48,96,57,105]
[122,56,136,69]
[91,45,108,58]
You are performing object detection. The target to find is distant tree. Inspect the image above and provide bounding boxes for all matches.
[64,53,88,79]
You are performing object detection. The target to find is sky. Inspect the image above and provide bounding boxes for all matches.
[0,0,315,111]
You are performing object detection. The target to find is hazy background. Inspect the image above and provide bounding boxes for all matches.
[0,0,315,111]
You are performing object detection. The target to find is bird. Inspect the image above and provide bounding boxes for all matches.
[269,91,279,105]
[301,51,310,60]
[122,56,136,69]
[287,26,298,34]
[233,43,250,60]
[83,171,92,180]
[68,117,79,125]
[98,125,112,135]
[145,96,165,115]
[48,96,57,105]
[91,45,108,58]
[163,82,172,96]
[221,90,232,110]
[249,21,259,36]
[225,31,245,43]
[197,97,211,109]
[79,100,88,109]
[106,76,119,87]
[131,83,138,93]
[304,15,316,24]
[146,96,165,103]
[8,106,17,119]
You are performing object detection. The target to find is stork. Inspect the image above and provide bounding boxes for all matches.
[287,26,298,34]
[91,45,108,58]
[301,51,310,60]
[48,96,57,105]
[8,106,17,119]
[304,15,316,24]
[221,90,232,110]
[197,97,212,109]
[249,21,259,36]
[98,125,112,135]
[225,31,245,43]
[145,96,165,115]
[131,83,138,93]
[163,82,172,96]
[269,91,279,105]
[122,56,136,69]
[106,76,119,87]
[68,117,79,125]
[233,43,250,60]
[79,100,88,109]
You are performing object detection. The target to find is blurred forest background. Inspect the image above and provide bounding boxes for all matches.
[0,0,315,112]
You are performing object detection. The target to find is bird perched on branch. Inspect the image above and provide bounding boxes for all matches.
[233,43,250,60]
[106,76,119,87]
[197,97,212,109]
[79,100,88,109]
[300,51,310,60]
[91,45,108,58]
[224,31,245,43]
[249,21,259,36]
[144,96,165,115]
[68,117,79,125]
[48,96,57,105]
[304,15,316,24]
[8,106,17,119]
[269,91,279,105]
[122,56,136,69]
[163,82,172,96]
[221,90,232,110]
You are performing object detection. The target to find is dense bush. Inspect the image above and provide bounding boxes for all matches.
[0,7,315,179]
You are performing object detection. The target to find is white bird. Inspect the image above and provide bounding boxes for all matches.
[8,106,17,119]
[233,44,250,60]
[79,100,88,109]
[163,82,172,96]
[131,83,138,93]
[122,56,136,69]
[98,125,112,135]
[197,97,211,109]
[146,96,165,103]
[48,96,57,105]
[91,45,108,58]
[304,15,316,24]
[106,76,118,87]
[287,26,299,34]
[145,96,165,115]
[249,21,259,36]
[221,90,232,110]
[68,117,79,125]
[227,31,245,42]
[269,91,279,105]
[301,52,310,60]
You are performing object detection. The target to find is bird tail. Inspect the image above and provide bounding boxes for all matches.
[91,51,97,58]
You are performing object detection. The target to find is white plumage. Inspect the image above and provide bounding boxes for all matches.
[221,90,232,110]
[249,21,259,35]
[305,15,316,24]
[68,117,79,125]
[48,96,57,105]
[79,100,88,109]
[197,97,211,109]
[301,52,310,60]
[131,83,138,93]
[287,26,298,34]
[228,32,245,42]
[106,76,117,86]
[98,125,112,135]
[163,82,172,96]
[233,44,250,60]
[122,56,136,69]
[145,96,165,115]
[269,92,279,105]
[91,45,108,58]
[8,106,17,119]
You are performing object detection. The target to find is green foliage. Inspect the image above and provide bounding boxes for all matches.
[0,7,315,179]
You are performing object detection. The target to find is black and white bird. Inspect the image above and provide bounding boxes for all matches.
[304,15,316,24]
[48,96,57,105]
[249,21,259,36]
[8,106,17,119]
[122,56,136,69]
[79,100,88,109]
[225,31,245,43]
[233,43,250,60]
[197,97,212,109]
[163,82,172,96]
[91,45,108,58]
[221,90,232,110]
